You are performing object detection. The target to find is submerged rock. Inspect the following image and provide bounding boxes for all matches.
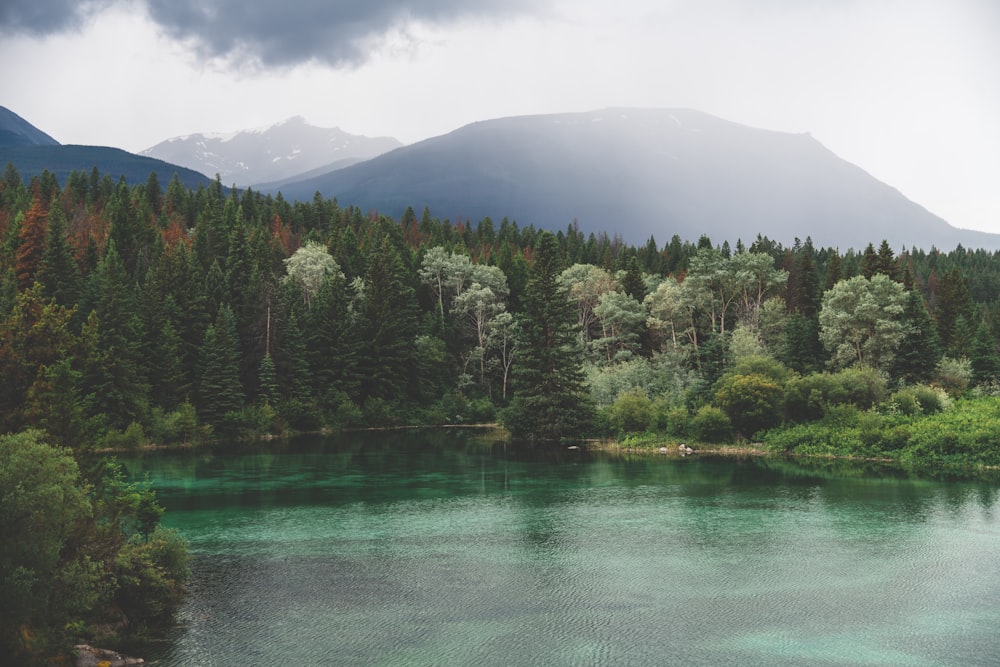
[74,644,144,667]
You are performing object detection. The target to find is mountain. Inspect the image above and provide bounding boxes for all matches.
[0,106,60,148]
[0,107,216,190]
[0,145,216,192]
[141,116,402,188]
[270,108,1000,252]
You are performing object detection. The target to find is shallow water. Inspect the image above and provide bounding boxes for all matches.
[121,431,1000,666]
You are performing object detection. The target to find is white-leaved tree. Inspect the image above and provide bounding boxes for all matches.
[819,274,907,371]
[282,241,342,306]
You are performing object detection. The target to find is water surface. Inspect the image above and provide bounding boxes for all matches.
[121,431,1000,666]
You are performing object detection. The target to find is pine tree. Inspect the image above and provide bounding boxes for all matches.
[969,319,1000,386]
[357,234,418,404]
[621,255,647,302]
[197,305,244,430]
[36,201,79,306]
[935,268,973,354]
[15,196,47,290]
[83,243,150,429]
[891,289,941,384]
[502,231,593,440]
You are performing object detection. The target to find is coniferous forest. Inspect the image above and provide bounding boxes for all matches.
[5,163,1000,659]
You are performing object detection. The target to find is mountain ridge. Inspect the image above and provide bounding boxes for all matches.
[268,108,999,251]
[0,106,60,148]
[140,116,402,187]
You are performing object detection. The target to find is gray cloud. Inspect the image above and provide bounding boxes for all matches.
[0,0,534,67]
[0,0,115,36]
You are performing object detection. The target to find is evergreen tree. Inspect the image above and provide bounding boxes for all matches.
[35,202,79,306]
[621,255,647,302]
[891,289,941,384]
[935,268,973,353]
[502,231,592,440]
[84,243,150,429]
[15,196,47,290]
[970,319,1000,386]
[357,234,418,403]
[258,352,279,406]
[197,305,244,430]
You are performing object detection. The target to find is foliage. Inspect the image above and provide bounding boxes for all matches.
[713,372,784,439]
[818,274,906,371]
[689,405,733,443]
[0,431,188,660]
[503,232,593,440]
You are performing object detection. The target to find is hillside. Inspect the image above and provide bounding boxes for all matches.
[141,116,402,187]
[0,106,60,148]
[270,108,999,251]
[0,144,216,191]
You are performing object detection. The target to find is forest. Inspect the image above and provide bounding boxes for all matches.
[4,162,1000,658]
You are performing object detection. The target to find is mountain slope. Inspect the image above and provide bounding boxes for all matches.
[0,145,215,191]
[272,108,997,251]
[141,116,402,187]
[0,106,60,148]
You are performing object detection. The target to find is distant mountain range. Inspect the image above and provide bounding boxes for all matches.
[0,106,213,191]
[140,116,402,188]
[3,104,998,251]
[267,108,1000,252]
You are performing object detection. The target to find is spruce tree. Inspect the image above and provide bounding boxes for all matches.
[503,231,592,441]
[357,234,418,404]
[197,305,243,430]
[969,319,1000,386]
[35,202,79,306]
[891,289,941,384]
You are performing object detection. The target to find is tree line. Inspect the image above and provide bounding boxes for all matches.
[3,164,1000,447]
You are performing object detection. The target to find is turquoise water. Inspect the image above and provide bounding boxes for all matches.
[121,431,1000,666]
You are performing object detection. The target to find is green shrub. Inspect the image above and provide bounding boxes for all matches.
[882,385,946,417]
[689,405,733,443]
[607,387,655,435]
[114,526,189,624]
[100,422,149,451]
[713,372,784,438]
[934,356,972,397]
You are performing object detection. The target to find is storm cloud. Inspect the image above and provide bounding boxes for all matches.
[0,0,115,36]
[1,0,534,67]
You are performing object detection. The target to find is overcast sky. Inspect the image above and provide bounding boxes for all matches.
[2,0,998,234]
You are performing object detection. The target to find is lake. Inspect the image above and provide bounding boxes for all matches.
[120,430,1000,666]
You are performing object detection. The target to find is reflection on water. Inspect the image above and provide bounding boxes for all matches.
[121,431,1000,666]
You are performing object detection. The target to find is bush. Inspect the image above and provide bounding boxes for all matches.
[784,367,887,422]
[934,356,972,397]
[114,526,190,624]
[882,385,946,417]
[713,372,784,438]
[689,405,733,443]
[100,422,149,451]
[607,388,655,435]
[148,402,204,444]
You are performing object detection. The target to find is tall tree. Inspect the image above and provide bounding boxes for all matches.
[891,289,941,384]
[15,196,47,291]
[503,231,592,440]
[35,201,79,306]
[197,305,244,430]
[818,274,907,372]
[357,234,418,403]
[969,319,1000,386]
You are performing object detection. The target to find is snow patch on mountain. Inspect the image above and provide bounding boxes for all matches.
[141,117,402,186]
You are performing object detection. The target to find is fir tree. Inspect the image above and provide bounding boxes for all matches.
[502,231,593,440]
[891,289,941,384]
[970,319,1000,386]
[197,305,244,430]
[35,202,79,306]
